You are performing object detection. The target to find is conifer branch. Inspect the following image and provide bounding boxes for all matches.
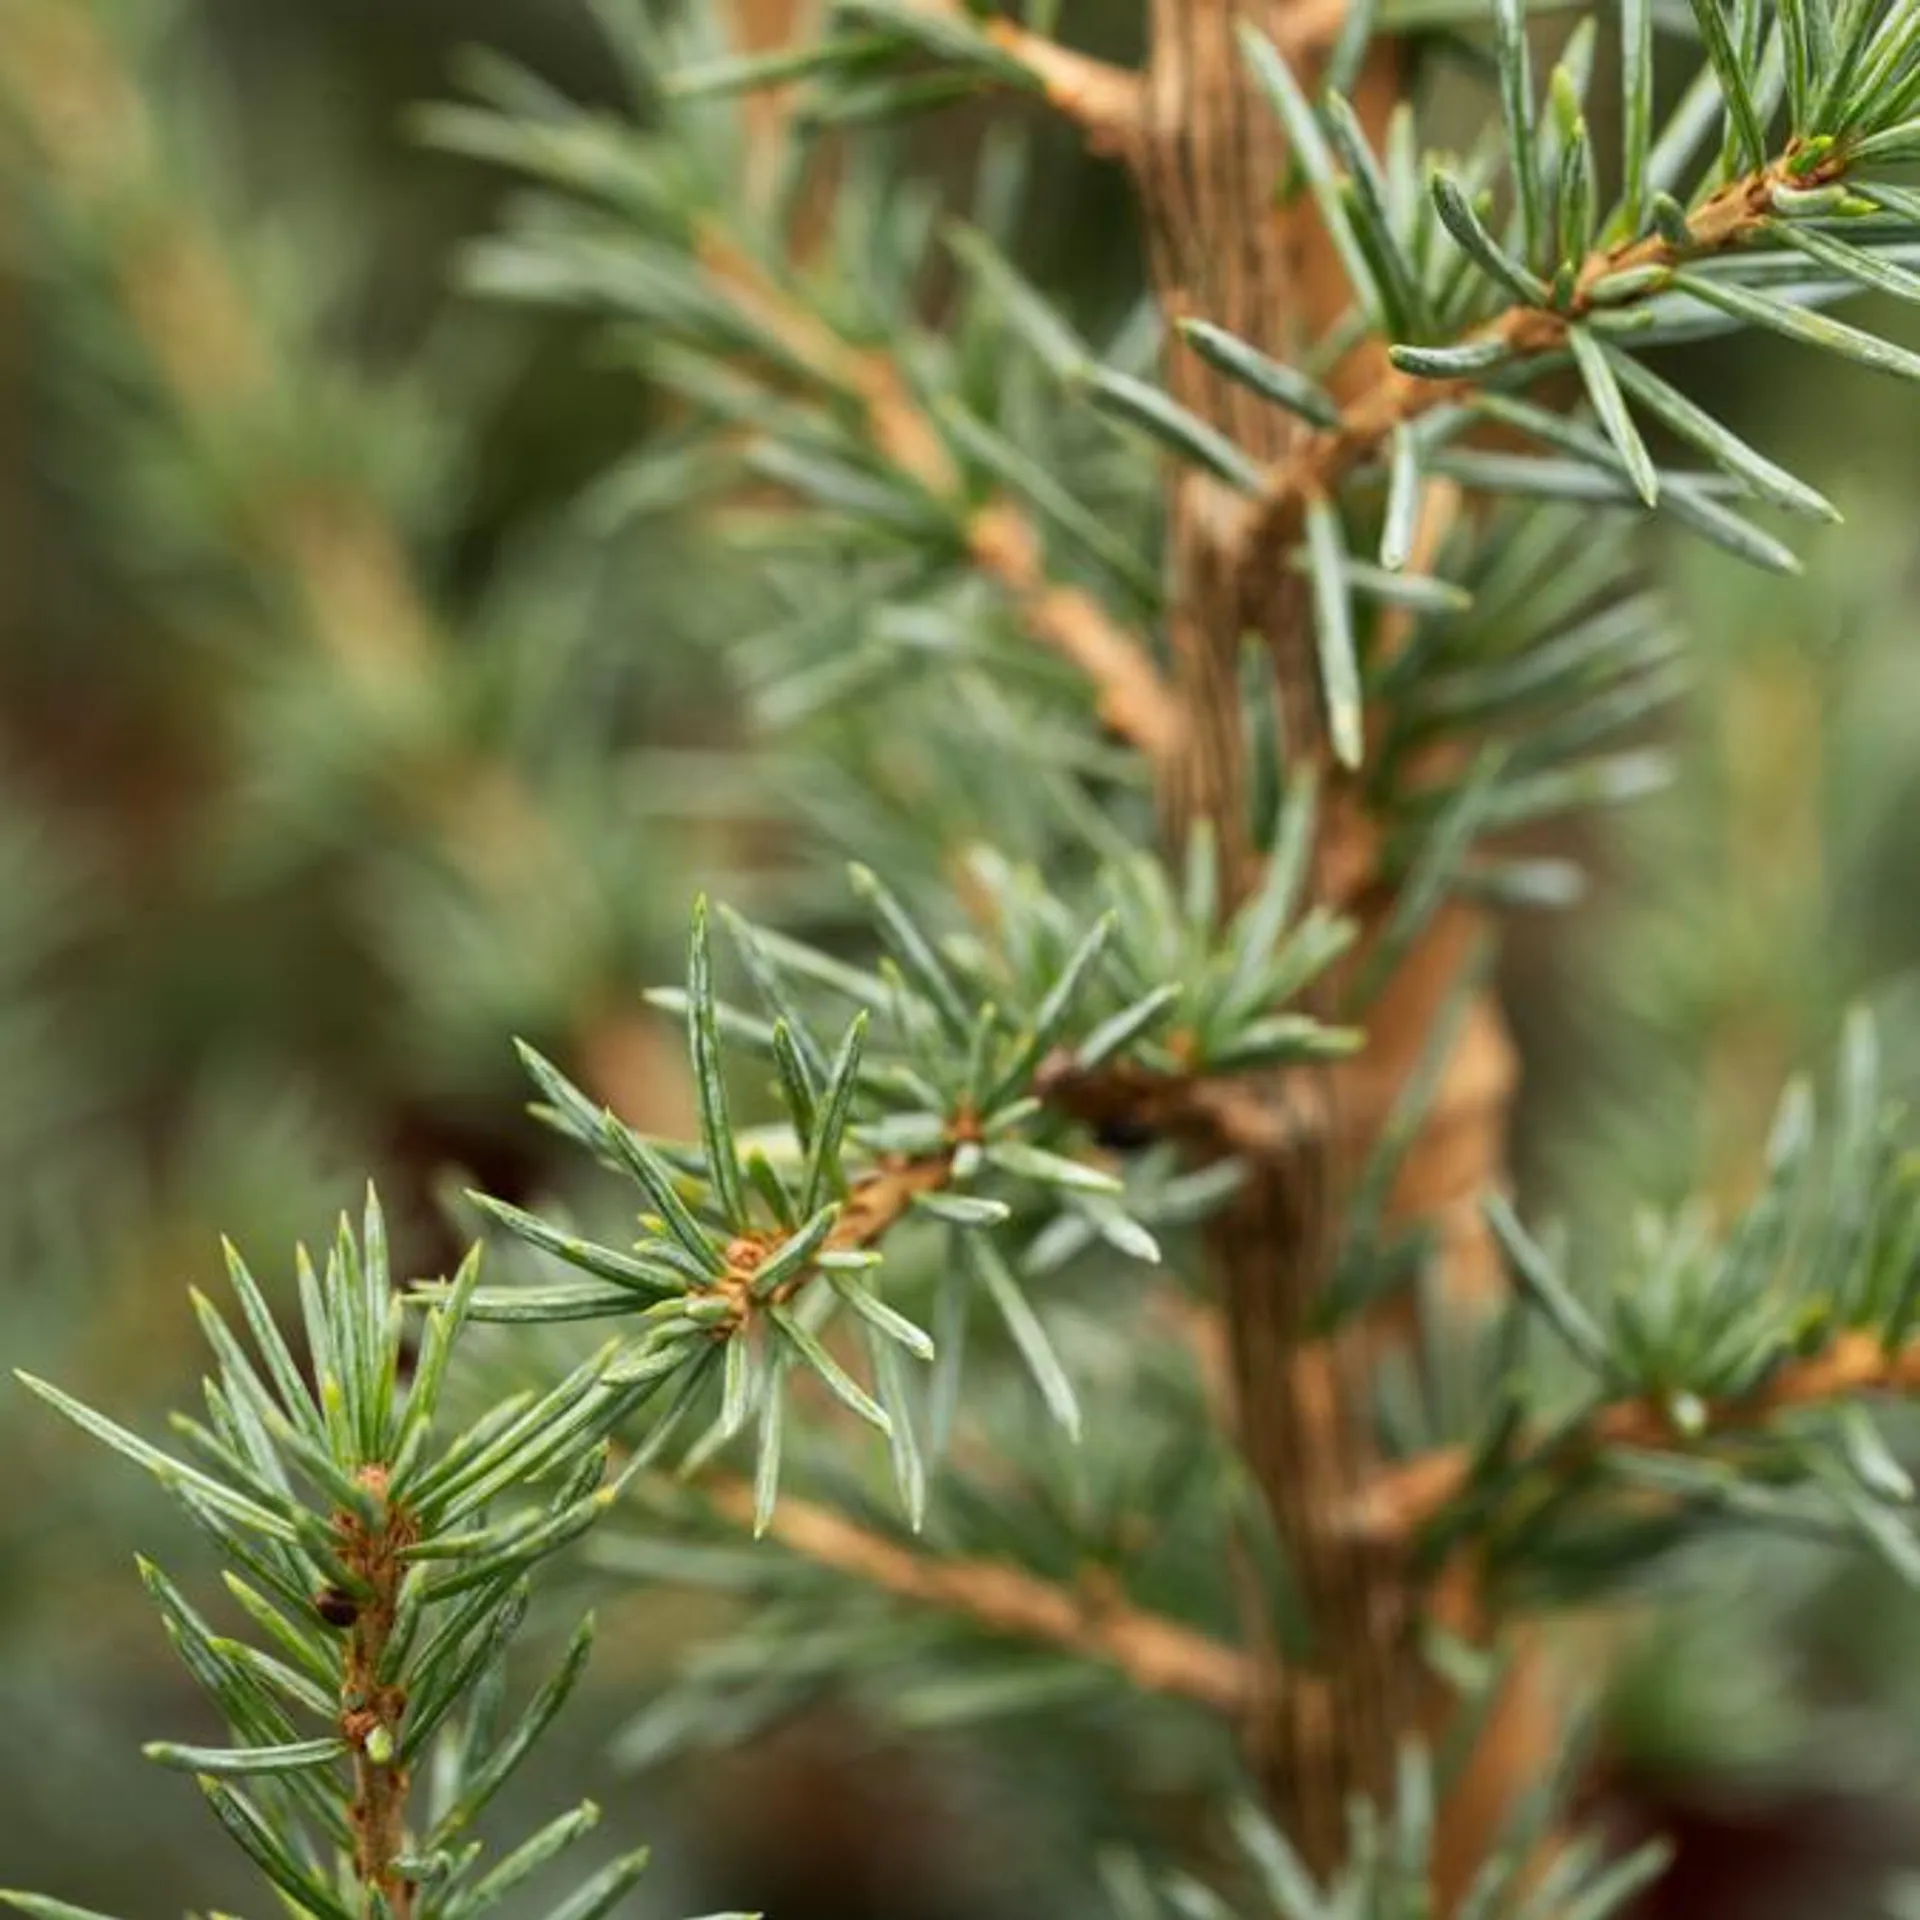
[824,0,1146,150]
[843,2,1356,153]
[1351,1332,1920,1542]
[56,0,1908,1908]
[694,227,962,487]
[1238,142,1853,566]
[1030,935,1493,1164]
[695,228,1181,759]
[698,1477,1257,1712]
[974,12,1146,152]
[335,1468,417,1919]
[967,506,1185,765]
[9,1202,644,1920]
[1236,143,1850,564]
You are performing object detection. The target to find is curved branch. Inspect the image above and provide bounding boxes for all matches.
[695,227,1182,762]
[698,1477,1257,1714]
[978,14,1146,153]
[1348,1330,1920,1542]
[969,507,1184,767]
[1238,145,1850,567]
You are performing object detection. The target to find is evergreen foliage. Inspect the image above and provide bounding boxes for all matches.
[5,1196,710,1920]
[10,0,1920,1913]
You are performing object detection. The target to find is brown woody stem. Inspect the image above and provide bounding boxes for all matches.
[968,506,1185,767]
[1239,146,1846,569]
[829,1153,956,1250]
[979,17,1146,151]
[1039,41,1844,1881]
[1118,0,1425,1879]
[700,1477,1256,1712]
[337,1469,416,1919]
[692,227,1183,759]
[891,1,1358,150]
[1351,1330,1920,1541]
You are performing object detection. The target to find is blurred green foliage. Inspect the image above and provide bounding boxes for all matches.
[3,2,1920,1915]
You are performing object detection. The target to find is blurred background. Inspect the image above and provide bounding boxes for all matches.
[2,2,1918,1915]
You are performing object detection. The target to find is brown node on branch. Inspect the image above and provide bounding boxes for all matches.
[315,1586,362,1630]
[687,1152,962,1336]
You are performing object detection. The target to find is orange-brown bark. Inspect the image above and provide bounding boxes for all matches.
[1118,3,1423,1877]
[1356,1331,1920,1540]
[703,1478,1257,1711]
[1085,0,1535,1889]
[336,1468,417,1919]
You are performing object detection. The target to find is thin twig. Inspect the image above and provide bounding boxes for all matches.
[885,3,1354,153]
[1348,1330,1920,1540]
[978,14,1146,153]
[694,226,1183,761]
[698,1476,1257,1712]
[1239,146,1848,567]
[335,1468,416,1919]
[969,506,1184,766]
[676,1142,1250,1716]
[831,1152,956,1249]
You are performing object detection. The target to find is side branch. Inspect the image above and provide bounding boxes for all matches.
[832,1153,955,1251]
[1239,145,1850,564]
[969,506,1185,766]
[699,1478,1257,1714]
[977,15,1146,152]
[683,2,1148,149]
[946,3,1354,154]
[1350,1330,1920,1541]
[700,1153,950,1324]
[697,229,1183,762]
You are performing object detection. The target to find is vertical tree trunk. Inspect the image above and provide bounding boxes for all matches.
[1131,1,1556,1891]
